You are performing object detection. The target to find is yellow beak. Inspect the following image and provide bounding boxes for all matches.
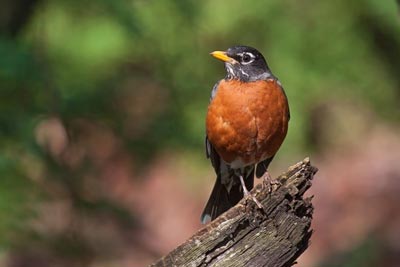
[210,51,238,64]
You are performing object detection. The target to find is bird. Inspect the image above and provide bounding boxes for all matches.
[201,45,290,224]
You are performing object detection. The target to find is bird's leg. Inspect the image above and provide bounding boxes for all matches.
[239,175,263,209]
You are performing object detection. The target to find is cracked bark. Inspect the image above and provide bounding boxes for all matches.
[149,158,317,267]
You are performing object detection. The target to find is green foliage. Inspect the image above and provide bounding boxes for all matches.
[0,155,37,247]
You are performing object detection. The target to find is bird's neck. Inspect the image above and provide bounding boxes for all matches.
[225,71,275,82]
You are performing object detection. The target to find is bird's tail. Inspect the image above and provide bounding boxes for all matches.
[201,173,254,224]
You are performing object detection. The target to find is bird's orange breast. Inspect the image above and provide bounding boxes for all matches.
[206,79,289,167]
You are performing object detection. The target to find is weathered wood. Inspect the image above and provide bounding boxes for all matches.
[150,158,317,267]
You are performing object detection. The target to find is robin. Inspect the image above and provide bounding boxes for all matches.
[201,45,290,223]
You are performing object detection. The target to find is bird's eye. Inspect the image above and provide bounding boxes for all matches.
[241,53,254,64]
[242,54,251,62]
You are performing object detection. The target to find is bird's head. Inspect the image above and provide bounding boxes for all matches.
[210,45,272,82]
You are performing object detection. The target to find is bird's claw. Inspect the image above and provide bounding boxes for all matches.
[244,191,264,210]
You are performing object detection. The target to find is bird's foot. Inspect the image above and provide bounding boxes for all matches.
[243,191,264,210]
[239,175,263,210]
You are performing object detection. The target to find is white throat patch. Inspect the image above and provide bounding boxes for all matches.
[225,63,235,79]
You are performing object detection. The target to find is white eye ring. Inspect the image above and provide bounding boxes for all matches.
[240,52,255,65]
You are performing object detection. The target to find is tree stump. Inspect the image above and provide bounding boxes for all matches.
[150,158,317,267]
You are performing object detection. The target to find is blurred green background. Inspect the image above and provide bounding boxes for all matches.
[1,0,400,266]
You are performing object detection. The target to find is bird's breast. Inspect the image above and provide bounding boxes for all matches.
[206,79,289,167]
